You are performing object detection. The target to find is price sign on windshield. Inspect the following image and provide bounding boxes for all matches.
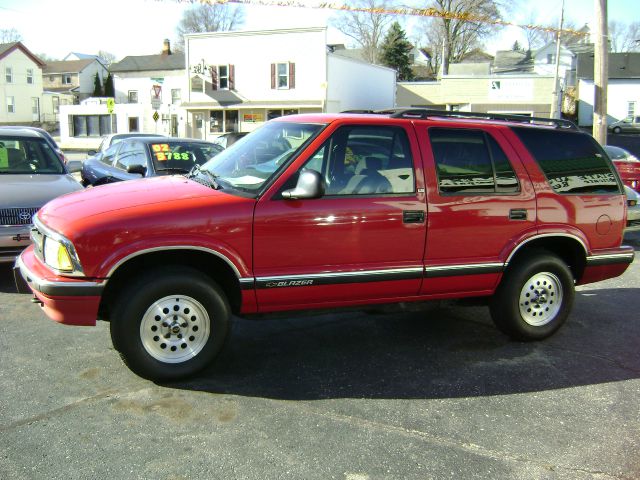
[151,144,192,161]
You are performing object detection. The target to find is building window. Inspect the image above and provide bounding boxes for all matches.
[52,96,59,113]
[210,110,223,133]
[26,69,34,84]
[5,67,13,83]
[6,96,15,113]
[128,117,139,132]
[547,54,555,64]
[271,62,295,89]
[277,63,288,88]
[62,74,72,84]
[171,88,181,104]
[218,65,229,89]
[70,114,114,137]
[128,91,138,104]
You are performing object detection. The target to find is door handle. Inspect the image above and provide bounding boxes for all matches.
[509,209,527,221]
[403,210,425,224]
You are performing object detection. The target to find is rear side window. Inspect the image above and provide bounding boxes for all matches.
[512,127,620,194]
[429,128,519,194]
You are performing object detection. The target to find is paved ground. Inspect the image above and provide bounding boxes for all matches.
[1,233,639,480]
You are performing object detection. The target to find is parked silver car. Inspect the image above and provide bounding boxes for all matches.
[609,116,640,134]
[625,185,640,232]
[0,128,83,263]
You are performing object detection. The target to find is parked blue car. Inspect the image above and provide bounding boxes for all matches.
[81,137,223,186]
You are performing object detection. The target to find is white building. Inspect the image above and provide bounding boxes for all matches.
[182,27,396,140]
[109,39,185,137]
[59,40,186,148]
[0,42,45,124]
[576,52,640,127]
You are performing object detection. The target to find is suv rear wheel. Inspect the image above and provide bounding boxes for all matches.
[490,252,575,341]
[110,267,230,381]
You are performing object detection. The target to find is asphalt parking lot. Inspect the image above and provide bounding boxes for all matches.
[1,232,639,480]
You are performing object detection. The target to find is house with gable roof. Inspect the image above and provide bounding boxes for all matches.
[0,42,45,124]
[43,57,108,103]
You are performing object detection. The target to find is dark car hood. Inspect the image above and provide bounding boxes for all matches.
[0,174,83,209]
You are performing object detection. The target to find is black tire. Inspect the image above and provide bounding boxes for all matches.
[109,267,231,381]
[489,252,574,341]
[613,126,622,134]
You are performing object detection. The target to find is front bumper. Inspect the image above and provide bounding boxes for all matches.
[14,247,103,326]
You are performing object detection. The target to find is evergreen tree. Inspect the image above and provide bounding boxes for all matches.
[380,22,415,81]
[512,40,524,52]
[103,73,115,97]
[92,72,103,97]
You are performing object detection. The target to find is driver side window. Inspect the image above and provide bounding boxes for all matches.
[299,125,415,196]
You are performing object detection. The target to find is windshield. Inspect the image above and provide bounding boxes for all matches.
[198,122,324,193]
[149,141,223,173]
[0,137,65,174]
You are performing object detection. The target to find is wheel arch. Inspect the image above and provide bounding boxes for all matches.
[506,234,588,282]
[98,248,244,321]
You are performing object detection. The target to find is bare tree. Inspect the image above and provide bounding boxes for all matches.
[331,0,397,64]
[517,14,585,55]
[417,0,503,76]
[175,3,245,49]
[97,50,117,67]
[0,28,22,43]
[609,20,640,52]
[36,53,58,62]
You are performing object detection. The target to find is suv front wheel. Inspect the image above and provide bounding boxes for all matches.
[110,267,231,381]
[490,252,575,341]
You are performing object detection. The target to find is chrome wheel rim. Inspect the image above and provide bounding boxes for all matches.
[519,272,563,326]
[140,295,210,363]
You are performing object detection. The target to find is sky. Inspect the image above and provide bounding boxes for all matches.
[1,0,638,61]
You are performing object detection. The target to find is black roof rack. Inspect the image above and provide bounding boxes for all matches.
[340,109,378,114]
[375,108,579,130]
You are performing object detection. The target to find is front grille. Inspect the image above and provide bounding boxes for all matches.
[0,207,39,227]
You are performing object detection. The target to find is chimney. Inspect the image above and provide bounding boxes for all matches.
[162,39,171,55]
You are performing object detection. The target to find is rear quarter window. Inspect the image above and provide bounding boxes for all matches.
[512,127,620,194]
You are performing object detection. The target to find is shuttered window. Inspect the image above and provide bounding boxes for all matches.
[271,62,295,89]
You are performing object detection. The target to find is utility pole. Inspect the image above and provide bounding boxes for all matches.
[593,0,608,144]
[551,0,565,119]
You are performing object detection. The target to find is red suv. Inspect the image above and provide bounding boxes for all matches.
[15,110,634,381]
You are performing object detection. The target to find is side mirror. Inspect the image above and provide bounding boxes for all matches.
[66,160,82,173]
[87,149,97,156]
[127,164,147,176]
[282,169,325,200]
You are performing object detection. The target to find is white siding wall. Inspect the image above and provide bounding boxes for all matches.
[533,44,573,77]
[185,28,327,104]
[114,70,187,137]
[326,55,396,112]
[0,49,43,123]
[578,79,640,126]
[79,61,108,96]
[59,103,146,149]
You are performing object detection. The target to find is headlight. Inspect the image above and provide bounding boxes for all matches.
[43,237,74,272]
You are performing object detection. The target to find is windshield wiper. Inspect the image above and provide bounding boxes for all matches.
[186,164,221,190]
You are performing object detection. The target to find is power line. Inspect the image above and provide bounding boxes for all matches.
[166,0,590,38]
